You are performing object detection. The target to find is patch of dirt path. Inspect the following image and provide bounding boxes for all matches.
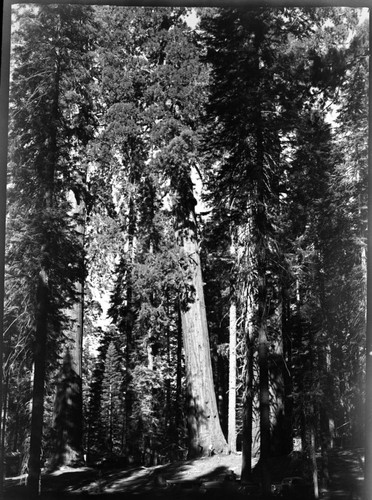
[323,449,364,499]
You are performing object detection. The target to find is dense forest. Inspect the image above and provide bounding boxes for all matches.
[1,4,368,500]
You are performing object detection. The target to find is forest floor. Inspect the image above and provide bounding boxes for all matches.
[4,448,364,499]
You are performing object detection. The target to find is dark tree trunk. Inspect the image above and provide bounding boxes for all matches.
[241,314,254,482]
[320,405,330,491]
[165,304,171,432]
[282,290,293,455]
[27,270,49,497]
[258,327,270,494]
[365,287,372,500]
[270,288,293,457]
[123,196,136,457]
[256,114,271,497]
[175,303,183,432]
[53,349,83,469]
[1,374,9,471]
[124,289,134,456]
[0,3,11,493]
[254,21,271,492]
[27,42,60,494]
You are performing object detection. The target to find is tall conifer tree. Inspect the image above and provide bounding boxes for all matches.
[8,4,96,492]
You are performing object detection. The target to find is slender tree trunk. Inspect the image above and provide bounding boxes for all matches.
[270,332,286,457]
[365,295,372,500]
[254,24,271,492]
[228,291,237,453]
[258,324,270,495]
[1,373,9,475]
[180,206,228,457]
[310,413,319,500]
[27,270,49,497]
[256,124,271,497]
[0,367,3,493]
[271,289,293,457]
[124,196,136,457]
[175,303,183,432]
[0,3,11,492]
[320,405,330,491]
[109,384,113,452]
[165,298,172,432]
[365,43,372,496]
[241,222,255,482]
[241,291,254,482]
[282,288,293,455]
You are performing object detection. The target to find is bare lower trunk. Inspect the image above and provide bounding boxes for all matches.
[1,374,9,472]
[258,329,270,495]
[0,3,11,492]
[271,297,292,457]
[53,349,83,468]
[27,270,49,497]
[228,294,237,453]
[175,304,183,431]
[282,290,293,455]
[310,415,319,499]
[240,226,255,482]
[241,337,254,482]
[53,192,84,467]
[180,211,228,458]
[257,232,270,494]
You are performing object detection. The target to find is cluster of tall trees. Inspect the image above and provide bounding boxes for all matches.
[1,4,368,498]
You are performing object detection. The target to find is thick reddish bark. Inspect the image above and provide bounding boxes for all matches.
[53,192,85,467]
[180,211,228,458]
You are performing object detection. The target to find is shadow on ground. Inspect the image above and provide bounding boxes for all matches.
[4,460,250,500]
[3,448,365,500]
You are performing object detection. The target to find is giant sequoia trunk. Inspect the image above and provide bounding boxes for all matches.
[27,65,59,494]
[180,208,228,458]
[53,192,85,468]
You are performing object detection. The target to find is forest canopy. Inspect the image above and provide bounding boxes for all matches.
[1,4,368,499]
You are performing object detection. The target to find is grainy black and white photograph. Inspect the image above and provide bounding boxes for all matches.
[0,2,369,499]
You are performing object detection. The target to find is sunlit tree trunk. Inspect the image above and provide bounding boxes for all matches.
[175,303,183,432]
[53,191,85,467]
[241,282,254,482]
[228,291,237,453]
[69,189,85,379]
[180,205,228,458]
